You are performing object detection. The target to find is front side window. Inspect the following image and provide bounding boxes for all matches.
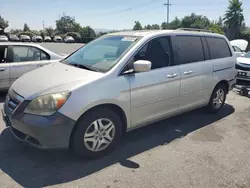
[206,37,232,59]
[63,35,140,72]
[134,37,171,70]
[171,36,204,65]
[12,46,49,62]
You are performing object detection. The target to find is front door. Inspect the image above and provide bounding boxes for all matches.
[9,45,50,84]
[129,36,180,127]
[0,45,11,90]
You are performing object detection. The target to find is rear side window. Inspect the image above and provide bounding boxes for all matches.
[171,36,204,65]
[206,37,232,59]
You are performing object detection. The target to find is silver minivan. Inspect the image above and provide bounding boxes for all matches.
[2,29,236,158]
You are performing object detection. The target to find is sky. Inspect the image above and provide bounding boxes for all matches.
[0,0,250,31]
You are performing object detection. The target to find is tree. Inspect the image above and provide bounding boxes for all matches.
[209,24,225,35]
[223,0,244,39]
[56,13,81,34]
[23,23,30,32]
[182,13,210,29]
[44,27,55,36]
[144,24,152,30]
[133,21,143,30]
[162,17,182,29]
[79,26,96,43]
[151,24,160,30]
[10,29,22,34]
[0,15,9,31]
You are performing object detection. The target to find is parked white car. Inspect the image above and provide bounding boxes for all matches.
[54,36,63,43]
[44,36,52,42]
[64,36,74,43]
[0,35,8,42]
[0,42,63,90]
[2,29,236,158]
[20,35,31,42]
[230,39,248,57]
[32,36,43,42]
[236,51,250,83]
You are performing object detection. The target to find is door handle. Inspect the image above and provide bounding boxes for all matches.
[37,65,43,67]
[184,71,193,75]
[0,68,5,72]
[167,73,178,78]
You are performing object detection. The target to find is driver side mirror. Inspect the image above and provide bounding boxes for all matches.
[133,60,151,73]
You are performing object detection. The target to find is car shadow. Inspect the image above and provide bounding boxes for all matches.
[0,104,235,187]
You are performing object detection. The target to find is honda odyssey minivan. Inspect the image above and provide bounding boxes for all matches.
[2,29,236,158]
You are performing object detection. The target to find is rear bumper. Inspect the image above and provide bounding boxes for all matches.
[2,99,76,149]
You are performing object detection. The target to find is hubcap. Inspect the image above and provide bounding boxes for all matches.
[213,88,224,109]
[84,118,115,152]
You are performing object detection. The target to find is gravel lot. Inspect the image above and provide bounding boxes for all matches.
[0,90,250,188]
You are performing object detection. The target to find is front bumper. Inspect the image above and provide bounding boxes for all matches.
[236,69,250,82]
[2,97,76,149]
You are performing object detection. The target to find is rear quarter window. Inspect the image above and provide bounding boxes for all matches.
[206,37,232,59]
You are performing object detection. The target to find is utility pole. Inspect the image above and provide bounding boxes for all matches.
[42,21,45,31]
[163,0,171,24]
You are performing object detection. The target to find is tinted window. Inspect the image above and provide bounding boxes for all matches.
[135,37,170,69]
[12,46,49,62]
[171,36,204,65]
[206,37,232,59]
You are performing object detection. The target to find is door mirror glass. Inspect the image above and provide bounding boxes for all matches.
[133,60,151,72]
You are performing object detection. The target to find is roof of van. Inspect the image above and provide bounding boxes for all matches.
[107,29,225,38]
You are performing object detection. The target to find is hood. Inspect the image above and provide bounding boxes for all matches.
[230,39,248,51]
[237,57,250,64]
[11,62,104,99]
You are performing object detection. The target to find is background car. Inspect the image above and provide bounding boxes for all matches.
[20,35,31,42]
[235,51,250,84]
[44,36,52,42]
[0,35,8,42]
[32,36,43,42]
[64,36,74,43]
[0,42,63,90]
[230,39,248,57]
[53,36,63,43]
[9,34,20,42]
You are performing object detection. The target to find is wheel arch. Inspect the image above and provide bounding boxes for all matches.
[216,80,229,94]
[69,103,128,148]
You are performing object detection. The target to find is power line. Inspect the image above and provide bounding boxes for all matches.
[163,0,171,23]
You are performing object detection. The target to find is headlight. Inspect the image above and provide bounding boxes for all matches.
[24,91,71,116]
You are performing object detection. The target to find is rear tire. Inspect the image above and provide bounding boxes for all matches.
[71,108,123,159]
[206,83,227,113]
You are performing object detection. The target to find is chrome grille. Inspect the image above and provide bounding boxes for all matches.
[6,89,24,112]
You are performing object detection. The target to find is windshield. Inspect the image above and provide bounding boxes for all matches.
[62,35,140,72]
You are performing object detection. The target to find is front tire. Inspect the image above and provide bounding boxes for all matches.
[71,108,123,159]
[206,83,227,113]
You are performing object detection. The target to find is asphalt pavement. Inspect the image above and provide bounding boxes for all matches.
[0,90,250,188]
